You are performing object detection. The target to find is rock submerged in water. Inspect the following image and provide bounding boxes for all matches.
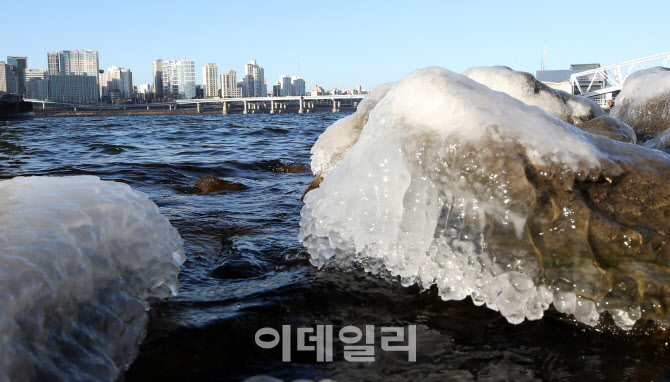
[299,66,670,330]
[195,176,246,193]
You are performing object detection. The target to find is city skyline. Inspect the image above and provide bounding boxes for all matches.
[2,0,670,91]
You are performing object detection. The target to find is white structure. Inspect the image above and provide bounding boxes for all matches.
[570,52,670,99]
[244,60,265,97]
[99,65,133,100]
[162,59,196,99]
[202,63,218,98]
[136,84,151,94]
[221,69,242,98]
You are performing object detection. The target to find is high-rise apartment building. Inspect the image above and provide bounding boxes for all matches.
[25,69,48,100]
[0,62,18,96]
[47,52,60,75]
[162,59,196,99]
[99,66,134,100]
[277,75,306,96]
[47,74,98,104]
[221,70,242,98]
[291,76,306,96]
[53,50,99,76]
[152,59,163,99]
[7,57,27,97]
[279,75,292,96]
[202,63,218,98]
[44,50,100,102]
[244,60,265,97]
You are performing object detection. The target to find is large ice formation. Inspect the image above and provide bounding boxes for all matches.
[463,66,605,125]
[611,67,670,148]
[0,176,185,381]
[300,67,670,330]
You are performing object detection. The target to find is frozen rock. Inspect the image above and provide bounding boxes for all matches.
[463,66,605,125]
[310,82,394,177]
[611,67,670,142]
[299,67,670,330]
[0,176,185,381]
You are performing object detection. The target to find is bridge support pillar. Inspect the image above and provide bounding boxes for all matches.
[42,102,45,109]
[197,103,201,113]
[331,99,338,113]
[222,101,228,115]
[299,98,304,114]
[147,106,150,110]
[243,100,248,115]
[270,100,275,114]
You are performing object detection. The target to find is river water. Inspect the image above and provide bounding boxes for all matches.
[1,114,668,381]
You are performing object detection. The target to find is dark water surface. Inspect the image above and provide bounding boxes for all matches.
[1,115,669,382]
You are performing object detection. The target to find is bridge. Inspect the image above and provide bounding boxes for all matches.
[569,51,670,102]
[175,94,365,114]
[25,94,366,115]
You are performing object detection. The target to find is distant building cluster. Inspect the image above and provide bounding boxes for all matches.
[0,50,368,104]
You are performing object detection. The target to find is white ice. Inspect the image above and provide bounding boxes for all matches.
[0,176,185,381]
[300,67,617,328]
[463,66,605,124]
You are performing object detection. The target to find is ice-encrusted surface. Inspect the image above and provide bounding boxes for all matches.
[463,66,605,125]
[300,67,670,330]
[0,176,185,381]
[310,83,393,176]
[611,67,670,144]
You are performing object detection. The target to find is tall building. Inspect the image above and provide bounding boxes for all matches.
[152,59,163,99]
[7,57,27,97]
[26,69,48,100]
[44,50,100,102]
[0,62,18,96]
[244,60,265,97]
[47,75,98,104]
[279,75,292,96]
[47,52,60,75]
[55,50,99,76]
[221,69,242,98]
[162,59,195,99]
[99,66,133,101]
[291,76,305,96]
[202,63,218,98]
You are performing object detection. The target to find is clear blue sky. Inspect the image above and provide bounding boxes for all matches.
[3,0,669,91]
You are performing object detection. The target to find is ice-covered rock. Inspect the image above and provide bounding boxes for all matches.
[463,66,606,125]
[0,176,185,381]
[310,82,393,177]
[611,67,670,144]
[299,67,670,330]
